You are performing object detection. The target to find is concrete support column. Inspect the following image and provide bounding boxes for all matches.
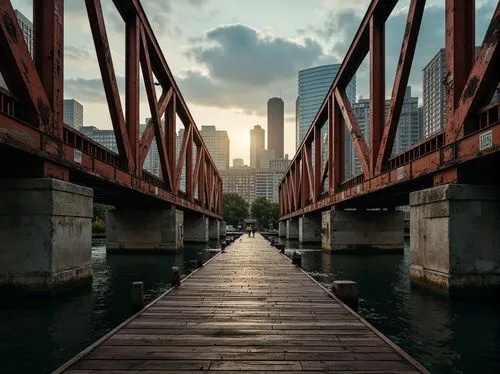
[279,221,286,237]
[184,214,209,243]
[322,208,403,253]
[299,214,322,244]
[106,208,183,252]
[410,184,500,296]
[286,219,299,240]
[209,219,220,240]
[219,221,227,237]
[0,179,93,294]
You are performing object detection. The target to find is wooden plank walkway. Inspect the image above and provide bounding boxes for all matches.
[56,234,428,373]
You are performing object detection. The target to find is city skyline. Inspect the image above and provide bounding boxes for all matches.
[7,0,496,165]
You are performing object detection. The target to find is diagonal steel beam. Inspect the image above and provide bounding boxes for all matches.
[334,87,370,177]
[376,0,425,174]
[86,0,133,170]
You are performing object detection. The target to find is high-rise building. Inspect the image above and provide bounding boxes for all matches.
[221,158,290,206]
[423,49,446,138]
[81,126,117,153]
[200,125,230,171]
[296,64,356,179]
[259,149,275,169]
[296,64,356,147]
[267,97,284,159]
[250,125,265,168]
[0,10,33,89]
[232,158,245,168]
[351,87,421,176]
[82,123,162,177]
[63,99,84,131]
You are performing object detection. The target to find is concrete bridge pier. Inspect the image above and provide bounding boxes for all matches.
[299,213,322,244]
[279,221,286,237]
[208,219,220,240]
[106,207,184,252]
[286,218,299,240]
[410,184,500,296]
[321,208,404,253]
[219,221,227,237]
[184,214,209,243]
[0,179,93,294]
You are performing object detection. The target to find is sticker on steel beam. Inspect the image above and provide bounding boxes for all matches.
[479,130,493,151]
[155,186,159,196]
[74,149,82,164]
[356,184,362,194]
[397,166,404,180]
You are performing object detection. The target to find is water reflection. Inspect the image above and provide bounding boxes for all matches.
[283,239,500,374]
[0,239,220,374]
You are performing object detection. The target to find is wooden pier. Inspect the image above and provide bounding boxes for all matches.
[56,235,428,373]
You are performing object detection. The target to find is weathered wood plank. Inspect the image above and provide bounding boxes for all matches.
[56,234,428,373]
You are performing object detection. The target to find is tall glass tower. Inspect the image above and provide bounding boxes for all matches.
[296,64,356,178]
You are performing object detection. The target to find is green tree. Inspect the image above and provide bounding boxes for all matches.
[93,203,113,223]
[251,197,279,230]
[223,193,249,227]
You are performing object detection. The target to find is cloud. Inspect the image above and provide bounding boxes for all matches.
[64,46,93,61]
[176,24,324,115]
[186,24,323,85]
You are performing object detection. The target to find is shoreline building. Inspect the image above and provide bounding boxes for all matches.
[200,125,230,171]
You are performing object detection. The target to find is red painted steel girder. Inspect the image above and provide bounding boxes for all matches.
[279,0,499,219]
[0,0,223,217]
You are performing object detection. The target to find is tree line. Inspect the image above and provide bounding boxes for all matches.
[223,193,279,230]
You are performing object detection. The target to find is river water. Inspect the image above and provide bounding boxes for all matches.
[0,238,499,373]
[283,240,500,374]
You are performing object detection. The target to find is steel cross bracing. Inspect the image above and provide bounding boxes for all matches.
[0,0,222,218]
[279,0,499,220]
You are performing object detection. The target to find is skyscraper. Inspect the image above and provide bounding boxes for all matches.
[423,49,446,138]
[0,10,33,89]
[296,64,356,147]
[200,125,230,171]
[267,97,284,159]
[250,125,265,168]
[63,99,84,131]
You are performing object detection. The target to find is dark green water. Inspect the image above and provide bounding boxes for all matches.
[283,240,500,374]
[1,239,499,373]
[0,240,221,374]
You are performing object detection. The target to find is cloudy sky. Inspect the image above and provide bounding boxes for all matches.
[11,0,496,164]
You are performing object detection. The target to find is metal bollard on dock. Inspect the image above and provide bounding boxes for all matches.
[197,252,203,267]
[171,266,181,286]
[131,281,144,310]
[332,280,359,311]
[291,251,302,267]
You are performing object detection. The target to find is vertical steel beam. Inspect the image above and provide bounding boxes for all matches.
[166,91,177,186]
[186,127,194,200]
[369,13,385,176]
[33,0,64,139]
[376,0,425,174]
[330,96,344,192]
[314,123,322,201]
[125,13,140,174]
[448,2,499,143]
[444,0,475,144]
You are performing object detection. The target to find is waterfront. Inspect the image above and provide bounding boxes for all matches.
[0,240,221,374]
[284,240,500,374]
[0,238,499,373]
